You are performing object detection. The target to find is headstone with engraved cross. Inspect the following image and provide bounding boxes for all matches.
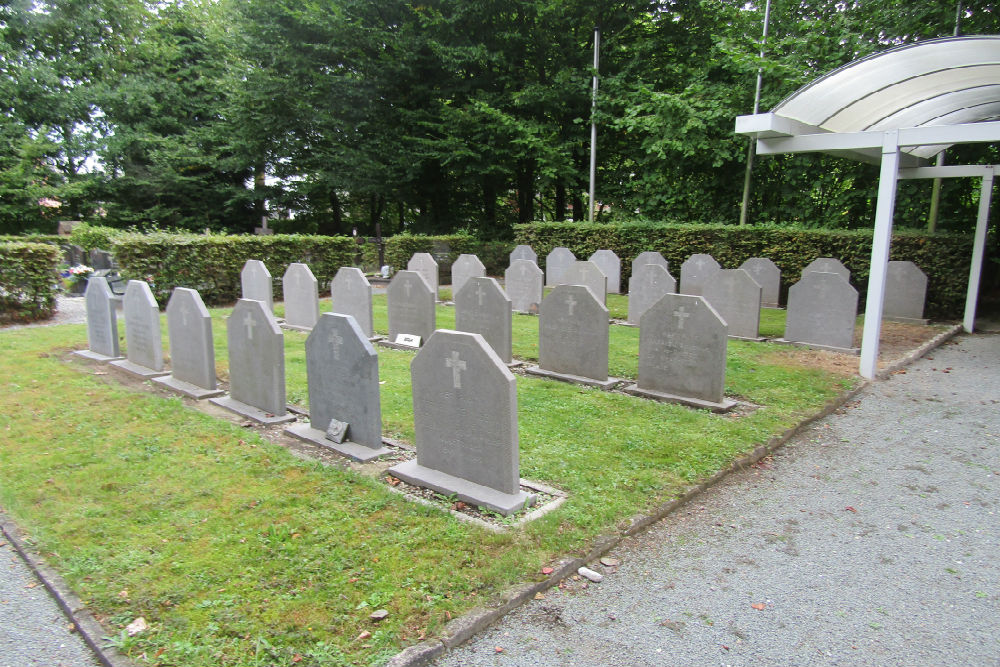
[455,277,513,363]
[624,293,735,412]
[387,329,533,515]
[450,253,486,300]
[782,271,858,352]
[588,249,621,293]
[210,299,295,424]
[282,262,319,331]
[385,270,435,347]
[545,247,576,286]
[702,268,763,340]
[679,253,721,297]
[504,259,544,313]
[526,284,618,389]
[509,244,537,265]
[802,257,850,284]
[556,260,607,305]
[630,251,669,286]
[627,263,676,325]
[330,267,375,338]
[153,287,223,399]
[407,252,439,300]
[110,280,169,378]
[241,259,274,313]
[739,257,781,308]
[75,276,123,361]
[285,313,389,461]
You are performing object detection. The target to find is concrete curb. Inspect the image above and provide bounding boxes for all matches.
[384,329,962,667]
[0,514,137,667]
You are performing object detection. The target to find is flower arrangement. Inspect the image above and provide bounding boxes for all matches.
[61,264,94,291]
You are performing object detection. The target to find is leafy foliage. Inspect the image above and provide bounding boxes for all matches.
[0,241,60,322]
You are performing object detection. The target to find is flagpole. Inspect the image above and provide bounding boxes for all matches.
[588,25,600,223]
[738,0,772,226]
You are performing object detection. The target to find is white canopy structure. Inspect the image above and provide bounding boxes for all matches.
[735,36,1000,379]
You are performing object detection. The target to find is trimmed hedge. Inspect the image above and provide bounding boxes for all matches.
[0,242,61,323]
[68,223,127,253]
[0,234,64,246]
[368,233,510,280]
[514,222,976,319]
[111,232,356,306]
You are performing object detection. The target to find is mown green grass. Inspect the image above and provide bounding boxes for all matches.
[0,297,856,667]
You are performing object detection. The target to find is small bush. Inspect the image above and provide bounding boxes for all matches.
[68,223,126,252]
[0,242,60,323]
[382,233,510,279]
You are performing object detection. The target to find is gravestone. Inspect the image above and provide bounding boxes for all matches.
[110,280,168,378]
[739,257,781,308]
[504,259,544,314]
[153,287,223,398]
[407,252,439,299]
[282,263,319,331]
[802,257,850,283]
[387,330,532,515]
[545,247,576,286]
[75,276,122,361]
[679,253,721,296]
[702,269,763,340]
[882,261,928,323]
[330,267,375,338]
[241,260,273,313]
[631,251,669,280]
[509,244,537,265]
[527,284,617,389]
[556,260,607,305]
[285,313,389,461]
[89,248,113,270]
[627,263,676,325]
[783,272,858,352]
[588,249,621,293]
[454,277,513,363]
[450,254,486,300]
[210,299,295,424]
[385,270,435,347]
[624,294,735,412]
[64,244,85,267]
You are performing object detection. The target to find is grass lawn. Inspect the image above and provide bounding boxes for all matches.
[0,295,859,666]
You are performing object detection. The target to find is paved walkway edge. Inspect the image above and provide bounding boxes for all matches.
[0,514,137,667]
[385,328,964,667]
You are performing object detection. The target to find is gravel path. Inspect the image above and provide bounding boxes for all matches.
[1,295,88,331]
[434,334,1000,667]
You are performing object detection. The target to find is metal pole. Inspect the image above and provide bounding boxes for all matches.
[928,2,963,232]
[963,168,993,332]
[739,0,772,226]
[588,26,600,223]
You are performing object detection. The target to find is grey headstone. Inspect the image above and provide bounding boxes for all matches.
[450,254,486,299]
[210,299,293,423]
[883,261,928,322]
[588,249,621,293]
[784,272,858,351]
[330,267,375,338]
[386,270,436,345]
[631,251,669,282]
[739,257,781,308]
[504,259,544,314]
[702,269,762,340]
[110,280,167,377]
[557,260,607,305]
[627,263,676,325]
[89,249,113,270]
[241,260,273,313]
[679,254,721,296]
[64,244,85,266]
[802,257,850,284]
[153,287,222,398]
[387,330,531,515]
[454,277,512,363]
[407,253,439,299]
[282,263,319,330]
[509,244,537,265]
[285,313,388,461]
[77,276,121,360]
[545,247,576,287]
[533,284,610,384]
[626,293,733,411]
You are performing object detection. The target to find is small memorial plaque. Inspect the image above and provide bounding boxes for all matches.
[395,333,421,347]
[325,419,349,444]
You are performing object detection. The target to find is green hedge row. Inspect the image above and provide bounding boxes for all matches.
[0,234,64,246]
[359,233,511,280]
[111,232,356,306]
[0,242,61,323]
[514,222,974,319]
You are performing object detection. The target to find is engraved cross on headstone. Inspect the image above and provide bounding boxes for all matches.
[404,279,412,298]
[673,305,690,330]
[694,257,707,269]
[476,283,486,306]
[180,303,191,327]
[445,350,467,389]
[243,311,257,340]
[329,330,343,360]
[519,264,528,277]
[567,294,577,317]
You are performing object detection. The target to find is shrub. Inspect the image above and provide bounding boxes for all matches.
[0,242,60,323]
[380,233,510,279]
[68,223,127,252]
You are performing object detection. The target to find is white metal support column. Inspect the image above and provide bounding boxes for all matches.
[964,167,994,332]
[859,131,901,379]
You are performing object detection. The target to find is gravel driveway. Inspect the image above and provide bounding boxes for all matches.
[434,334,1000,667]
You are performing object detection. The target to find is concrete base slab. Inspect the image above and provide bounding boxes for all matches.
[108,358,170,378]
[281,323,313,333]
[151,374,224,400]
[729,334,766,342]
[524,366,620,390]
[377,340,421,351]
[209,396,296,425]
[387,459,534,516]
[284,423,391,462]
[771,338,860,355]
[507,360,526,369]
[623,383,737,413]
[73,349,123,362]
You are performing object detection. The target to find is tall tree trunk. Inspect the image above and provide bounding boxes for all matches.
[554,180,566,222]
[482,175,497,233]
[317,191,342,236]
[253,162,266,232]
[517,160,535,224]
